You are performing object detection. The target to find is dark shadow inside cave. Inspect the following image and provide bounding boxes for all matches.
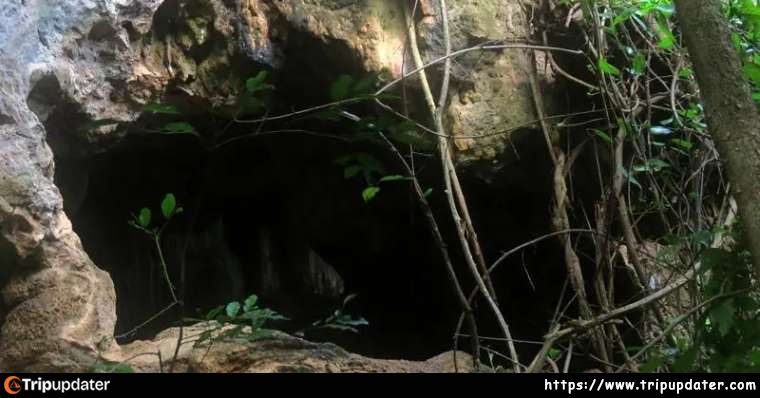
[54,119,467,360]
[27,60,641,366]
[50,115,588,362]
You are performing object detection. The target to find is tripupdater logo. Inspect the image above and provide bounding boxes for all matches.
[4,376,22,394]
[1,376,110,394]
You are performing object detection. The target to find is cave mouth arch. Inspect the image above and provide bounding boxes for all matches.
[52,112,469,360]
[31,39,597,361]
[50,111,579,362]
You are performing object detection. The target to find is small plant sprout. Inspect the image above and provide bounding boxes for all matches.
[128,193,184,302]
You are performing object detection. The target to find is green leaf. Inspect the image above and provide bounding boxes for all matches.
[679,67,694,79]
[743,63,760,84]
[362,186,381,203]
[144,103,180,115]
[343,164,363,179]
[632,53,646,75]
[657,34,675,50]
[352,75,377,96]
[750,350,760,367]
[649,125,672,135]
[244,295,259,312]
[731,32,743,51]
[267,313,289,322]
[246,71,273,93]
[618,166,641,189]
[329,313,369,326]
[592,129,613,144]
[330,75,354,101]
[598,57,621,76]
[647,158,670,171]
[611,9,633,28]
[548,347,561,360]
[690,229,712,248]
[632,158,669,173]
[226,301,241,318]
[423,187,433,198]
[656,3,675,16]
[162,122,195,134]
[656,18,675,49]
[138,208,151,228]
[379,175,410,183]
[670,138,694,150]
[205,305,224,320]
[657,31,676,50]
[161,193,176,219]
[711,299,736,337]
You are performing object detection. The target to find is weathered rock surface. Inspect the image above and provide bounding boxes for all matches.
[417,0,544,165]
[0,0,122,371]
[110,324,475,373]
[0,0,547,371]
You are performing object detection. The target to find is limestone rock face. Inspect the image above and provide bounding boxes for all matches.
[0,0,546,371]
[0,1,120,370]
[416,0,546,166]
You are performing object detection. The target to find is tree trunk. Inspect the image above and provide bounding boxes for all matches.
[675,0,760,275]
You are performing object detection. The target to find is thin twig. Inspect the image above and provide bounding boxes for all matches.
[545,261,701,342]
[115,301,179,339]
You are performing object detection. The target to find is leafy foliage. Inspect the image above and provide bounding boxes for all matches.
[162,122,197,135]
[597,56,621,76]
[302,294,369,334]
[726,0,760,103]
[567,0,760,373]
[329,74,378,101]
[144,103,181,115]
[641,226,760,372]
[335,152,413,203]
[91,361,135,373]
[191,294,289,344]
[246,70,275,94]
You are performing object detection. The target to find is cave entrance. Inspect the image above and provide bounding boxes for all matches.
[35,50,591,363]
[52,116,583,363]
[16,0,613,367]
[53,111,474,360]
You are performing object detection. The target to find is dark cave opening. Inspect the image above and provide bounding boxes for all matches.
[33,2,628,360]
[27,59,642,365]
[0,0,658,371]
[54,119,465,360]
[50,114,591,362]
